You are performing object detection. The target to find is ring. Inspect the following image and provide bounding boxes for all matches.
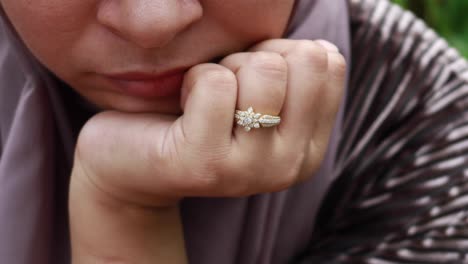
[234,106,281,132]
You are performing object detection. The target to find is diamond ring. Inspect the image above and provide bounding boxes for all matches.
[234,106,281,132]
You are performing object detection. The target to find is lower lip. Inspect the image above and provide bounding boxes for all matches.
[106,72,185,99]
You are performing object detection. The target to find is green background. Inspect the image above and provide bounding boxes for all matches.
[392,0,468,57]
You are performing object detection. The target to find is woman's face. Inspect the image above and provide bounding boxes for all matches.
[1,0,295,114]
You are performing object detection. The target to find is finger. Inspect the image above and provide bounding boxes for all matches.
[297,50,346,183]
[300,42,345,182]
[220,51,287,145]
[251,39,346,186]
[217,51,288,193]
[312,50,346,151]
[249,39,332,145]
[180,63,238,148]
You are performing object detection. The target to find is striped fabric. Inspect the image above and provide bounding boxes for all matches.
[294,0,468,263]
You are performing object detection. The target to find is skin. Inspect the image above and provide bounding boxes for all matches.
[1,0,295,114]
[1,0,346,263]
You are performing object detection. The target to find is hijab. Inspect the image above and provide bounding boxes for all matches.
[0,1,350,263]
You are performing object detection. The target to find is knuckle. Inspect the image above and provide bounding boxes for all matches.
[183,147,232,192]
[214,156,262,197]
[200,66,235,85]
[249,51,288,79]
[218,159,253,196]
[190,167,222,192]
[81,252,128,264]
[184,161,223,192]
[187,63,237,93]
[301,152,320,181]
[269,177,295,193]
[234,167,261,196]
[298,161,320,183]
[271,174,296,193]
[303,140,326,178]
[292,40,328,72]
[219,52,246,66]
[266,151,306,193]
[323,53,346,112]
[328,52,347,79]
[315,39,340,52]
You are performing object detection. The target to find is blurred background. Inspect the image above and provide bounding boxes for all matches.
[392,0,468,57]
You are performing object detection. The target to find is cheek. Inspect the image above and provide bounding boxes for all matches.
[1,0,95,73]
[2,0,92,35]
[204,0,294,40]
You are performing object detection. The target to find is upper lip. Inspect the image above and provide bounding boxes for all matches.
[104,66,190,81]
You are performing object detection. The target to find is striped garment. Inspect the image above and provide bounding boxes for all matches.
[295,0,468,263]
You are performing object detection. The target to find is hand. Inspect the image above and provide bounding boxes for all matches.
[69,39,346,263]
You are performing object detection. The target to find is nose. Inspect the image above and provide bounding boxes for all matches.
[97,0,203,49]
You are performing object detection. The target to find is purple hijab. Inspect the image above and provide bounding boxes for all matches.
[0,1,350,263]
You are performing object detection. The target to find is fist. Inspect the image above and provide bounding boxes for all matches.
[69,39,346,262]
[73,39,346,205]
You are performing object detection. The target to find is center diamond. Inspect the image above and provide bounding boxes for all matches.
[235,106,262,132]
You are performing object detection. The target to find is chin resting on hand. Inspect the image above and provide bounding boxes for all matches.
[69,38,346,263]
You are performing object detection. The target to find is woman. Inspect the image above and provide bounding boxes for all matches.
[0,0,350,263]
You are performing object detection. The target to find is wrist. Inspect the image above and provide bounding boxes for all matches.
[69,160,187,264]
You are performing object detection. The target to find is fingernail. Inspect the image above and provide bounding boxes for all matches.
[316,40,339,52]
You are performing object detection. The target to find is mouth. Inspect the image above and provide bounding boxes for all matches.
[102,67,190,99]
